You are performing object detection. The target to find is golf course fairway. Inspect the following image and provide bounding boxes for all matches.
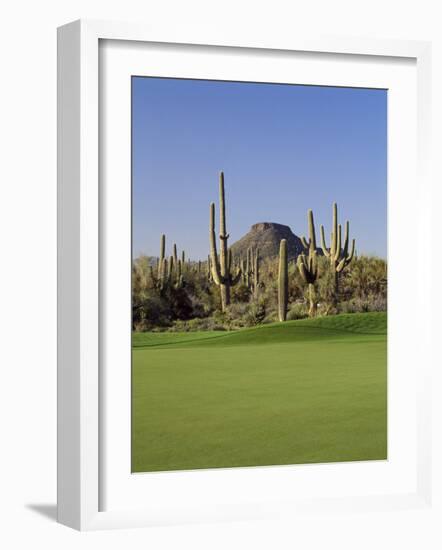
[132,312,387,472]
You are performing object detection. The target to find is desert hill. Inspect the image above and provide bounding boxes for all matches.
[230,222,307,261]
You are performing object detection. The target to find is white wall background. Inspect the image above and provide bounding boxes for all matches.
[0,1,441,548]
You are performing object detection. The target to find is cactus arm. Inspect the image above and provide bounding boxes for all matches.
[333,224,342,262]
[320,225,330,257]
[209,202,223,285]
[160,234,165,259]
[297,254,308,283]
[308,209,317,250]
[331,202,338,256]
[300,236,309,250]
[336,257,346,273]
[168,256,174,279]
[297,251,317,285]
[342,221,349,257]
[337,237,355,273]
[347,238,356,263]
[230,268,242,286]
[299,264,308,283]
[173,243,178,265]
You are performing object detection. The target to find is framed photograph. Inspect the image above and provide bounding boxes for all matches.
[57,20,434,530]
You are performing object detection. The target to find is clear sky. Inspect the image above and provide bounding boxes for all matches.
[132,77,387,260]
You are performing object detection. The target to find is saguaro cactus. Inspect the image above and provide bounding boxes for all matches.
[175,259,184,288]
[157,234,166,278]
[242,248,260,298]
[278,239,288,322]
[320,202,356,302]
[158,257,170,290]
[245,249,252,288]
[150,235,187,291]
[298,209,319,317]
[209,171,241,311]
[253,248,260,299]
[207,254,213,283]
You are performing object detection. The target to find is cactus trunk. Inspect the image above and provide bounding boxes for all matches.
[158,234,166,278]
[334,269,339,305]
[218,172,229,311]
[308,283,317,317]
[278,239,288,322]
[253,248,260,299]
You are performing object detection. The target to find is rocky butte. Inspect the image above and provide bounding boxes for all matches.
[230,222,307,261]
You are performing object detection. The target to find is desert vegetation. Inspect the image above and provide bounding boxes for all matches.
[132,172,386,332]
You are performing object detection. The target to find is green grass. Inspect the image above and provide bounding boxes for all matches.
[132,312,387,472]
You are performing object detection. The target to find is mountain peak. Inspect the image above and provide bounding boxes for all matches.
[250,222,291,233]
[230,222,305,260]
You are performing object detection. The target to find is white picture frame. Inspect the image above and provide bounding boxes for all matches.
[57,19,434,531]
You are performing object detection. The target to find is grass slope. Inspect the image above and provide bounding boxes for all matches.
[132,312,387,472]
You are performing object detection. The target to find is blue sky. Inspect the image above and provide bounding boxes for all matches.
[132,77,387,260]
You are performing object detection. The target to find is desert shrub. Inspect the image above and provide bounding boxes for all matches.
[243,301,266,327]
[286,302,308,320]
[231,283,251,303]
[169,317,227,332]
[366,294,387,312]
[316,301,338,317]
[338,300,360,314]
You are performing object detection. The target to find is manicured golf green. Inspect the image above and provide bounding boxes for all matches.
[132,312,387,472]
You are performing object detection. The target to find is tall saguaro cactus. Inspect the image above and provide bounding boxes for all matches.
[246,249,252,288]
[253,248,260,299]
[209,171,241,311]
[320,202,356,302]
[157,234,166,278]
[298,210,319,317]
[278,239,288,322]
